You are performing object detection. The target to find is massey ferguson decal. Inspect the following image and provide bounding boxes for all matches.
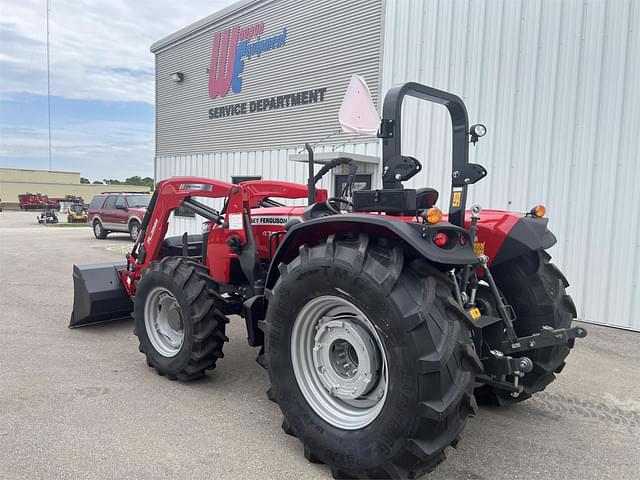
[251,216,301,226]
[209,21,287,99]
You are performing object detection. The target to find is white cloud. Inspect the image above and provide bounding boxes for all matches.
[0,0,235,103]
[0,120,154,178]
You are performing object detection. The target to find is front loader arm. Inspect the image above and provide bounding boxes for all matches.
[119,177,241,295]
[241,179,328,208]
[70,176,322,326]
[118,177,327,296]
[139,177,236,266]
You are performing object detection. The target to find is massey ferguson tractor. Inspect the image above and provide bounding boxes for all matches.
[70,82,586,479]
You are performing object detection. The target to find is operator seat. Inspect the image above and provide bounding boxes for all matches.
[415,187,439,209]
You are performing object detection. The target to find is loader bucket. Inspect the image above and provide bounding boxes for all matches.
[69,262,133,328]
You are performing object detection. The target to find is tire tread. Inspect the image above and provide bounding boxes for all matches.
[266,234,479,479]
[134,256,228,381]
[477,249,576,405]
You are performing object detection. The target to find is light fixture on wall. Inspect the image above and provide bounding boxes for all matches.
[170,72,184,83]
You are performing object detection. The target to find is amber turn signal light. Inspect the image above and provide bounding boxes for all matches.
[424,207,443,224]
[530,204,546,217]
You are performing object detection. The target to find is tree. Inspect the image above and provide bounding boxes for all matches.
[141,177,155,189]
[124,176,143,185]
[124,176,155,190]
[80,177,90,184]
[87,177,153,188]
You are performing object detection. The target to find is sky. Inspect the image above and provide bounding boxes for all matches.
[0,0,234,181]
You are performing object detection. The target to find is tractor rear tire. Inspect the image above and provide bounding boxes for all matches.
[264,234,480,479]
[476,249,577,405]
[133,256,228,381]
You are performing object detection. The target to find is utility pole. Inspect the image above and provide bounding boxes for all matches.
[46,0,52,171]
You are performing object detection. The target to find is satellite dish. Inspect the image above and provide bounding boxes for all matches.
[338,74,380,136]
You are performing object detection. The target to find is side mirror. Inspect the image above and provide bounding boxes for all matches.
[338,74,380,136]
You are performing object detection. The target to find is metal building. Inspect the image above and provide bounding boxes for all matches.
[0,168,149,209]
[151,0,640,330]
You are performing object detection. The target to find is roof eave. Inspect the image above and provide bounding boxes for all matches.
[149,0,266,53]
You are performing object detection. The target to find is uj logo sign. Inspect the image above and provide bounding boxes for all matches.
[208,22,287,99]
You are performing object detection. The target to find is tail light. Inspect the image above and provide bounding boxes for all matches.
[433,232,449,247]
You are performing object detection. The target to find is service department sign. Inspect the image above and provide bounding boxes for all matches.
[153,0,382,156]
[208,88,327,119]
[209,21,287,99]
[207,20,327,120]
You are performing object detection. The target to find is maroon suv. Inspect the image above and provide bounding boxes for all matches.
[88,192,150,241]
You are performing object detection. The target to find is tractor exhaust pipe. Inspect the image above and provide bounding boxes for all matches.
[69,262,133,328]
[305,143,315,205]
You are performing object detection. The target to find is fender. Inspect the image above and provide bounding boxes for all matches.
[265,214,479,290]
[490,215,557,266]
[460,210,556,267]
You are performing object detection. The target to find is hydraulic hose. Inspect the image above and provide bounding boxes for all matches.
[313,157,357,185]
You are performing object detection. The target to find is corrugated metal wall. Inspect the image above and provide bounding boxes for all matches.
[382,0,640,330]
[153,0,383,156]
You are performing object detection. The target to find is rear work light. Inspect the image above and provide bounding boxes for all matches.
[433,231,449,247]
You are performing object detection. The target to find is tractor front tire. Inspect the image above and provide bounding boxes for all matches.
[264,234,479,479]
[133,256,228,381]
[476,249,577,405]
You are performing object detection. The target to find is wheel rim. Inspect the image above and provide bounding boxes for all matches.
[131,224,139,240]
[291,295,388,430]
[94,222,102,236]
[144,286,185,357]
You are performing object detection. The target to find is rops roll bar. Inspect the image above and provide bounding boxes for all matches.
[377,82,487,227]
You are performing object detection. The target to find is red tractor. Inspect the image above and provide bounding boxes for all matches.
[18,193,48,210]
[70,83,585,479]
[18,193,60,210]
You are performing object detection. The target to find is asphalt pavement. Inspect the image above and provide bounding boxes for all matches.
[0,211,638,479]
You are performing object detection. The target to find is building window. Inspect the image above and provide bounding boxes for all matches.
[334,174,371,196]
[232,175,261,184]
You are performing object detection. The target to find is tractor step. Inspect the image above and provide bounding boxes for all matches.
[69,262,133,328]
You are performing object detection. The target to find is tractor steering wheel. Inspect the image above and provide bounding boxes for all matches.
[326,197,353,215]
